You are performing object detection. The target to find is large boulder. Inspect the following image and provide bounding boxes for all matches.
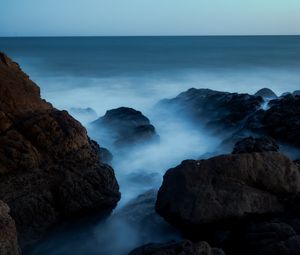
[91,107,159,148]
[254,88,277,99]
[0,201,20,255]
[0,52,120,247]
[158,88,263,133]
[128,240,225,255]
[156,152,300,230]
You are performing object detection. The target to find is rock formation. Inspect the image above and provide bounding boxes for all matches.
[156,152,300,229]
[0,52,120,249]
[91,107,159,148]
[158,88,263,133]
[254,88,277,99]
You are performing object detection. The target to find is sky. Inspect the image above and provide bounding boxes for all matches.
[0,0,299,36]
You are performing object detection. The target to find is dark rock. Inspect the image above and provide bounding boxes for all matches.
[158,88,263,133]
[156,152,300,232]
[245,94,300,147]
[91,107,159,148]
[128,240,225,255]
[226,220,300,255]
[254,88,277,99]
[232,136,279,154]
[0,52,120,247]
[293,91,300,96]
[0,201,20,255]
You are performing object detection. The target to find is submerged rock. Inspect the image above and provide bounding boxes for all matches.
[156,152,300,230]
[254,88,277,99]
[91,107,159,148]
[232,136,279,154]
[0,52,120,247]
[128,240,225,255]
[0,201,20,255]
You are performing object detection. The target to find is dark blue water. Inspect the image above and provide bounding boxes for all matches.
[1,36,300,255]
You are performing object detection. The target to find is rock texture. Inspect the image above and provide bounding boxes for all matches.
[128,240,225,255]
[0,52,120,247]
[159,88,300,149]
[232,136,279,154]
[0,201,20,255]
[245,94,300,147]
[254,88,277,99]
[156,152,300,229]
[91,107,159,148]
[158,88,263,133]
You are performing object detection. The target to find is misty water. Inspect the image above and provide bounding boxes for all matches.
[1,36,300,255]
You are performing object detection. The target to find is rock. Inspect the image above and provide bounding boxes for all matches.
[0,201,20,255]
[158,88,263,133]
[232,136,279,154]
[91,107,159,148]
[226,220,300,255]
[0,52,120,247]
[293,90,300,96]
[245,94,300,147]
[156,152,300,231]
[128,240,225,255]
[254,88,277,99]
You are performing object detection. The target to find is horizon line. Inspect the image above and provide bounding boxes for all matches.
[1,34,300,38]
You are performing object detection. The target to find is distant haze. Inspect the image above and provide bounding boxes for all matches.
[1,0,300,36]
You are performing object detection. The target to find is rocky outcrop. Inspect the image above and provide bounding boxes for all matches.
[0,201,20,255]
[156,152,300,230]
[128,240,225,255]
[159,88,300,149]
[232,136,279,154]
[254,88,277,99]
[245,94,300,147]
[0,52,120,247]
[158,88,263,133]
[91,107,159,148]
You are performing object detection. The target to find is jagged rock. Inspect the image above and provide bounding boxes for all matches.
[128,240,225,255]
[254,88,277,99]
[156,152,300,231]
[91,107,159,148]
[0,201,20,255]
[158,88,263,133]
[0,52,120,247]
[232,136,279,154]
[245,94,300,147]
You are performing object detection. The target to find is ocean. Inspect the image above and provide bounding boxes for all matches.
[1,36,300,255]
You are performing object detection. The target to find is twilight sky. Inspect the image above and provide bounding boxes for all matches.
[0,0,299,36]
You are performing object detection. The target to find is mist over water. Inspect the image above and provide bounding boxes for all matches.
[1,36,300,255]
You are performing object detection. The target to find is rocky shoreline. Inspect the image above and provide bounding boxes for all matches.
[0,52,300,255]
